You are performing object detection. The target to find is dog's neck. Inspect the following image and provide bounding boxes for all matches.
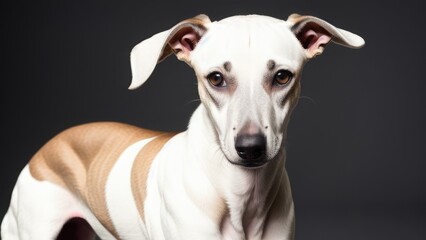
[186,104,287,237]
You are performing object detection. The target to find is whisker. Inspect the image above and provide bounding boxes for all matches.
[299,95,317,105]
[178,99,201,109]
[185,98,201,105]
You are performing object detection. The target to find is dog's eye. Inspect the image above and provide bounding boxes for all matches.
[207,72,227,87]
[273,70,293,86]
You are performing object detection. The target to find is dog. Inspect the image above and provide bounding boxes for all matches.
[1,13,364,240]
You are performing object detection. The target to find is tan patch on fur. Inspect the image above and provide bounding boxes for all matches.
[29,122,163,238]
[207,195,228,226]
[287,13,308,24]
[130,132,177,221]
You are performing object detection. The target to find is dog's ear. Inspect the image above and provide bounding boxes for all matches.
[287,14,365,59]
[129,14,211,90]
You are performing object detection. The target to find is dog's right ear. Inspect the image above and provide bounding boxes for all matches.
[287,14,364,59]
[129,14,211,90]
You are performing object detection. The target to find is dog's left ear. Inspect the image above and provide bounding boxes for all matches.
[129,14,211,89]
[288,14,365,59]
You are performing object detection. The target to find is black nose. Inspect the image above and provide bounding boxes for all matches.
[235,134,267,160]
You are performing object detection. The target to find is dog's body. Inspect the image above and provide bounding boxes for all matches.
[1,14,364,240]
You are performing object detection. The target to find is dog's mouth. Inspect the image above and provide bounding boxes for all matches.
[229,158,269,169]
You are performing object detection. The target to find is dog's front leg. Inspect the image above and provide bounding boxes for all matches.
[220,209,267,240]
[221,207,246,240]
[143,132,224,240]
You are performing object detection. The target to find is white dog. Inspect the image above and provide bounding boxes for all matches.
[1,13,364,240]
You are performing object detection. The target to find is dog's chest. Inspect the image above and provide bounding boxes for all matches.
[218,174,271,239]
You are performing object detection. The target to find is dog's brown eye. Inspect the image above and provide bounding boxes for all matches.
[273,70,293,86]
[207,72,227,87]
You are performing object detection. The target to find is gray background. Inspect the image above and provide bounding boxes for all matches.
[1,0,425,239]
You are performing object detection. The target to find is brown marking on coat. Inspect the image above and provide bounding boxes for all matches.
[29,122,163,238]
[223,61,232,72]
[262,62,301,99]
[267,60,276,71]
[196,63,238,110]
[262,60,277,95]
[287,13,308,25]
[130,132,177,221]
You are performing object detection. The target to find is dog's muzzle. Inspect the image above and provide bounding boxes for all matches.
[234,133,267,168]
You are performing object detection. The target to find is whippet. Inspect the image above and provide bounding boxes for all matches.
[1,13,364,240]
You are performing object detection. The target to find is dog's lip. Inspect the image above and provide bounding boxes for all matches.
[228,159,269,169]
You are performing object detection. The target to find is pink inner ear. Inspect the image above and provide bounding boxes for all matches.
[302,29,331,51]
[169,30,200,57]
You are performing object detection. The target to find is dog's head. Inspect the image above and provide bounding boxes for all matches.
[130,14,364,168]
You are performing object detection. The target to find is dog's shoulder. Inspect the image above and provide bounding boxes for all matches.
[28,122,162,186]
[28,121,164,187]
